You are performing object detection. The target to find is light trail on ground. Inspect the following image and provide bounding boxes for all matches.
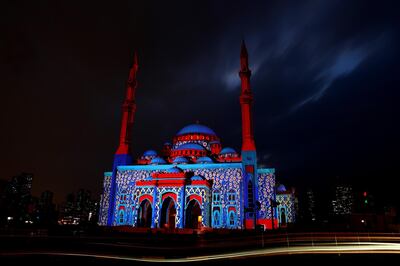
[2,242,400,263]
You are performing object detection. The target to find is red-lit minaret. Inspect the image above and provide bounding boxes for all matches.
[107,52,138,226]
[239,40,256,152]
[115,52,138,155]
[239,41,259,229]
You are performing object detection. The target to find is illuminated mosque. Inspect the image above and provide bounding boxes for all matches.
[98,42,296,230]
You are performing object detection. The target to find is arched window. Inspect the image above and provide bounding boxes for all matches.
[227,211,236,228]
[280,208,287,226]
[212,210,221,227]
[118,210,125,224]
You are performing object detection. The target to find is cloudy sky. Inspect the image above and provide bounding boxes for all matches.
[1,0,399,204]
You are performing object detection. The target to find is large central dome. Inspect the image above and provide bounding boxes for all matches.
[176,124,217,136]
[172,123,221,156]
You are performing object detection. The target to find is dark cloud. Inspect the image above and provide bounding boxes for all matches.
[1,0,399,204]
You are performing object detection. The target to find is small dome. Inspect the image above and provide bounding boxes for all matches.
[191,175,204,181]
[176,124,217,136]
[143,150,157,157]
[220,147,237,155]
[150,157,166,165]
[173,156,189,164]
[175,143,205,151]
[277,184,287,192]
[196,156,213,164]
[166,166,183,173]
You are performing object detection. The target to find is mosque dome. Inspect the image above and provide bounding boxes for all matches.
[176,124,217,136]
[143,150,157,157]
[220,147,237,155]
[276,184,287,192]
[166,166,183,173]
[173,156,189,164]
[150,157,167,165]
[191,175,204,181]
[196,156,213,164]
[172,124,221,154]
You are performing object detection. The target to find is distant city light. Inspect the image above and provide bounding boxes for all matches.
[7,216,13,221]
[361,219,365,223]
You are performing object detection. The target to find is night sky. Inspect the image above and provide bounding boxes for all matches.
[1,1,399,205]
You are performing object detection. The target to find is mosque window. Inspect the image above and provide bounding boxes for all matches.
[118,210,125,224]
[228,190,236,203]
[228,211,236,227]
[119,191,128,203]
[213,210,221,227]
[213,191,221,203]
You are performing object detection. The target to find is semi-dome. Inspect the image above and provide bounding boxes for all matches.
[220,147,237,155]
[173,156,189,164]
[191,175,204,181]
[277,184,287,192]
[166,166,183,173]
[176,124,217,136]
[196,156,213,164]
[143,150,157,157]
[175,143,205,151]
[150,157,167,165]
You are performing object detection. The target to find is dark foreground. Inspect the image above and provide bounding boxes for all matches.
[1,229,400,265]
[1,253,399,266]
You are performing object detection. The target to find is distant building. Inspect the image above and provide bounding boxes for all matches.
[2,173,34,224]
[275,184,297,227]
[306,188,317,222]
[331,184,353,216]
[37,190,57,225]
[58,189,98,225]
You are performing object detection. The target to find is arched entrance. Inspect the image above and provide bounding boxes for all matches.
[137,200,152,228]
[280,208,287,226]
[185,199,202,229]
[160,197,176,229]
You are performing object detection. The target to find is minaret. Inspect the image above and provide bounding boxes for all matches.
[239,41,259,229]
[115,52,138,155]
[107,52,138,226]
[239,40,256,152]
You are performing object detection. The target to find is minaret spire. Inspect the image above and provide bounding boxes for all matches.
[239,41,256,151]
[115,51,138,155]
[240,40,249,72]
[107,51,139,226]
